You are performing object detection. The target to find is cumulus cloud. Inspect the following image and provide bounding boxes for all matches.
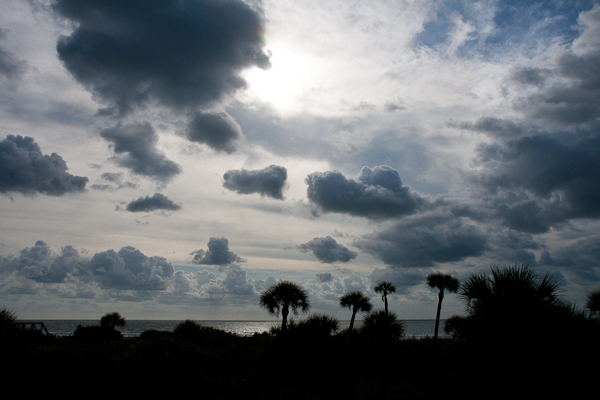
[100,122,181,183]
[190,237,244,266]
[125,193,181,213]
[0,135,88,196]
[223,165,288,200]
[354,218,489,267]
[53,0,270,116]
[187,111,243,154]
[90,246,174,290]
[306,165,425,219]
[316,272,333,282]
[0,241,174,291]
[299,236,358,264]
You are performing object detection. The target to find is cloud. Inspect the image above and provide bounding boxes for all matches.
[53,0,270,116]
[125,193,181,213]
[305,165,425,219]
[0,135,88,196]
[91,172,137,191]
[469,132,600,233]
[190,237,244,266]
[90,246,174,290]
[316,272,333,282]
[354,218,489,267]
[0,241,174,291]
[186,111,243,154]
[0,29,26,80]
[100,122,181,183]
[299,236,358,264]
[223,165,288,200]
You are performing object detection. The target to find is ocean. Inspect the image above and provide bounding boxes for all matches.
[20,319,448,338]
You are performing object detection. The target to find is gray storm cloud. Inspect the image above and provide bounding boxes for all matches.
[0,241,174,291]
[125,193,182,213]
[187,111,244,154]
[223,165,288,200]
[354,218,489,267]
[0,135,88,196]
[299,236,358,264]
[190,237,245,266]
[100,122,181,183]
[53,0,271,116]
[306,165,425,219]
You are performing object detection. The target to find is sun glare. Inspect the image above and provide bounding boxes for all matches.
[242,46,317,114]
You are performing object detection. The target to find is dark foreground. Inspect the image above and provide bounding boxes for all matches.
[3,326,598,400]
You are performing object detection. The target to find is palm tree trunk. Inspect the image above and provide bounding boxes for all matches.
[384,296,388,314]
[282,305,289,331]
[349,309,357,330]
[434,290,444,340]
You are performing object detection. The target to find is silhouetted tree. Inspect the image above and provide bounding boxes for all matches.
[340,291,372,330]
[586,288,600,316]
[0,307,17,342]
[361,310,404,341]
[426,272,459,339]
[374,281,396,313]
[259,281,310,331]
[100,312,126,330]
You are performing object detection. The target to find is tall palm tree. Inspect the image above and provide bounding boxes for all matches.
[426,272,459,340]
[374,281,396,313]
[586,288,600,316]
[259,281,310,331]
[339,291,372,330]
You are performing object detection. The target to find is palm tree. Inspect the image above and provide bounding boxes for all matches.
[426,272,459,339]
[374,281,396,313]
[586,288,600,316]
[340,291,373,330]
[259,281,310,331]
[100,312,126,330]
[360,310,404,341]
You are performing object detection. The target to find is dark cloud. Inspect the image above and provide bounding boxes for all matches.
[470,133,600,232]
[100,122,181,183]
[0,135,88,196]
[539,236,600,283]
[316,272,333,282]
[90,246,174,290]
[53,0,270,116]
[190,237,244,266]
[508,66,551,87]
[223,165,287,200]
[187,111,243,153]
[306,165,425,219]
[298,236,357,264]
[450,117,530,139]
[125,193,181,212]
[354,218,489,267]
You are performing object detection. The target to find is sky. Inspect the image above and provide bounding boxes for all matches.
[1,0,600,322]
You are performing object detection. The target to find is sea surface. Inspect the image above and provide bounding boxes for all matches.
[19,319,448,338]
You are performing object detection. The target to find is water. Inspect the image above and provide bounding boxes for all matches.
[21,319,447,338]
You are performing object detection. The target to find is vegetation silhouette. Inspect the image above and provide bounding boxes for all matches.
[374,281,396,313]
[586,288,600,316]
[0,307,18,343]
[360,310,404,341]
[339,291,373,330]
[426,272,459,339]
[73,311,126,342]
[100,312,126,330]
[447,264,600,399]
[259,280,309,331]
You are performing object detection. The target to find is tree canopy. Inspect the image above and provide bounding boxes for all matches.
[259,281,310,331]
